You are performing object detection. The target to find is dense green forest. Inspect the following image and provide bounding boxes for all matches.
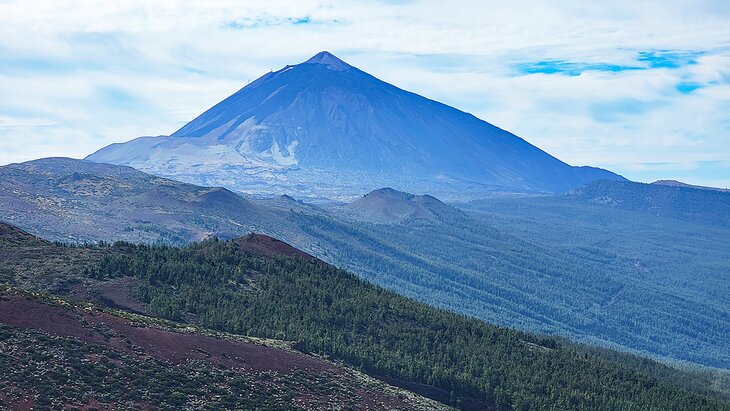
[82,238,729,410]
[297,186,730,370]
[566,179,730,227]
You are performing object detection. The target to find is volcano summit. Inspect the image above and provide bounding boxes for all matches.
[87,51,623,200]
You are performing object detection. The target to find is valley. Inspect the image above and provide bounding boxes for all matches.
[2,158,728,373]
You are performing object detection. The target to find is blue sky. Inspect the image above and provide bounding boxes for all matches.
[1,0,729,187]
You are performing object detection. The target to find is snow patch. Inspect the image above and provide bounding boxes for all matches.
[271,140,299,166]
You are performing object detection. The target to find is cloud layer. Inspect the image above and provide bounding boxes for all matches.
[1,0,729,187]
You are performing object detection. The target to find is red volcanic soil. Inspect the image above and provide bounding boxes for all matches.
[0,293,333,374]
[0,292,446,410]
[233,233,318,262]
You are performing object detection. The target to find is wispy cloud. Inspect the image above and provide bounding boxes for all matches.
[222,15,344,30]
[0,117,56,128]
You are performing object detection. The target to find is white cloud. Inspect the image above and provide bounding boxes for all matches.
[0,0,729,185]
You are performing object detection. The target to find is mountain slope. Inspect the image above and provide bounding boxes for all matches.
[0,287,449,411]
[1,223,727,410]
[0,157,275,243]
[2,160,728,371]
[450,183,730,367]
[569,179,730,227]
[300,184,730,369]
[87,51,623,200]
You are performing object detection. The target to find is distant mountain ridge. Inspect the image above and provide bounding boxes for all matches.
[652,179,729,192]
[87,51,624,201]
[569,179,730,227]
[0,157,269,243]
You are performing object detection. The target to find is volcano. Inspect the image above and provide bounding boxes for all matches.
[87,51,623,200]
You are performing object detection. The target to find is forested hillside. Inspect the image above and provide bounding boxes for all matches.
[567,179,730,227]
[304,195,730,369]
[2,160,728,372]
[2,223,727,410]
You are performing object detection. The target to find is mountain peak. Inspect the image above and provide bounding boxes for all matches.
[303,51,351,71]
[233,233,317,261]
[87,51,624,200]
[365,187,415,200]
[347,187,457,223]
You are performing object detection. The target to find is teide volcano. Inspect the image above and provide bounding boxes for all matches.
[87,51,624,201]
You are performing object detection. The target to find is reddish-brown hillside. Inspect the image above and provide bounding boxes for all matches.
[233,233,318,261]
[0,288,450,410]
